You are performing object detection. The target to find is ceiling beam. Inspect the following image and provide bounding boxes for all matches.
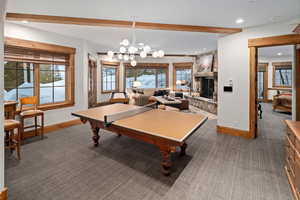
[6,13,242,34]
[97,52,197,57]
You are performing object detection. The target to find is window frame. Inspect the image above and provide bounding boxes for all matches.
[173,62,193,91]
[123,63,169,89]
[272,62,292,88]
[4,37,76,111]
[101,61,119,93]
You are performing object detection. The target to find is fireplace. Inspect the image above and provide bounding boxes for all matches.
[201,78,214,99]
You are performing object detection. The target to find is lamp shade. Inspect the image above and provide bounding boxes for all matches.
[133,81,142,88]
[176,80,182,85]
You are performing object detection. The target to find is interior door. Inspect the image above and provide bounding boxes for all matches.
[88,57,97,108]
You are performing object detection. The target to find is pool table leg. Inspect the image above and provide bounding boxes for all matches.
[159,146,172,176]
[180,142,187,156]
[90,123,100,147]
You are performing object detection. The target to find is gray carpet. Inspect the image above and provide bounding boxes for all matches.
[5,103,293,200]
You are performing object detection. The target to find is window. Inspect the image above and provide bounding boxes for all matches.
[4,37,75,110]
[101,62,119,93]
[125,63,168,89]
[272,62,292,88]
[257,63,268,100]
[173,63,193,90]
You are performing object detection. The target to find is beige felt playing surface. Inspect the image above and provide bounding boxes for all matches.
[73,104,139,121]
[113,109,207,142]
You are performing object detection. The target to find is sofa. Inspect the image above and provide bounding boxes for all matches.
[273,93,292,113]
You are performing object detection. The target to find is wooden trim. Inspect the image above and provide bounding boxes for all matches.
[249,47,257,139]
[173,63,193,91]
[272,62,292,88]
[22,119,81,139]
[173,62,193,68]
[296,47,300,120]
[5,37,76,54]
[248,34,300,139]
[123,63,169,89]
[124,63,169,68]
[6,13,242,34]
[4,37,76,110]
[272,61,292,67]
[98,52,197,58]
[101,64,119,93]
[248,34,300,47]
[216,125,251,139]
[101,61,120,66]
[0,188,8,200]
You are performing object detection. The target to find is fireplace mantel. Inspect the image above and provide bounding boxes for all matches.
[194,71,217,78]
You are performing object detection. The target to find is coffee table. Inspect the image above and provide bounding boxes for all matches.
[155,96,189,110]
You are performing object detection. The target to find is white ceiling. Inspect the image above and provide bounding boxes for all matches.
[258,45,293,59]
[11,21,219,54]
[7,0,300,28]
[6,0,300,54]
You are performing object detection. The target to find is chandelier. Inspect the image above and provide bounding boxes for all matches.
[107,21,165,66]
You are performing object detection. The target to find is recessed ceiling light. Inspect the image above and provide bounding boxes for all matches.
[248,0,257,3]
[235,18,244,24]
[22,20,28,24]
[277,52,283,56]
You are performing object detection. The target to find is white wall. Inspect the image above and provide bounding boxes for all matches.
[98,55,196,102]
[4,22,101,126]
[0,0,7,191]
[218,20,296,131]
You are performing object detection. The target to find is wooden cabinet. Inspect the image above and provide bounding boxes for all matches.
[285,120,300,199]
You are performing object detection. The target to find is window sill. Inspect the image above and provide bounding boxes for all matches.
[16,101,75,114]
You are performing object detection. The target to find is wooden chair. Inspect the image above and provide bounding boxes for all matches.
[5,119,21,160]
[19,96,44,140]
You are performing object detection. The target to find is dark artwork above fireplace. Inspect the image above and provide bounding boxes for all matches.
[201,78,214,99]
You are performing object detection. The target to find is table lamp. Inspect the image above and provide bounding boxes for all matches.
[133,81,142,88]
[176,80,182,85]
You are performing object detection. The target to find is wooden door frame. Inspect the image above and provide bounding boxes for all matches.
[88,55,98,108]
[248,34,300,139]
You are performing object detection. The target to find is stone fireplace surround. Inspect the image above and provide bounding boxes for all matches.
[187,51,218,114]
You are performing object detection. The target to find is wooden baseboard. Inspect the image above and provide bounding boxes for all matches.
[216,125,252,139]
[23,119,82,139]
[0,188,8,200]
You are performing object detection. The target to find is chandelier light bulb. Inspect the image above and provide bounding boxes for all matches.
[118,54,123,60]
[107,51,114,57]
[124,54,129,61]
[130,55,135,60]
[131,60,137,67]
[140,51,147,58]
[120,46,126,54]
[143,45,151,53]
[128,46,136,54]
[158,50,165,58]
[122,39,130,46]
[152,51,158,58]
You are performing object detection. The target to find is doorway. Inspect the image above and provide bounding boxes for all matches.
[88,55,98,108]
[257,45,293,138]
[248,34,300,138]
